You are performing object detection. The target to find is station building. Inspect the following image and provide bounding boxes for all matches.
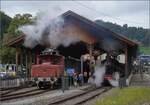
[5,10,138,79]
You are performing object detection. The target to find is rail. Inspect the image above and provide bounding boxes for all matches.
[49,86,111,105]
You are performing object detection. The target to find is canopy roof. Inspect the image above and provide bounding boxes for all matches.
[5,10,138,49]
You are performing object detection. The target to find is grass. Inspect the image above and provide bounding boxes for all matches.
[96,87,150,105]
[139,46,150,55]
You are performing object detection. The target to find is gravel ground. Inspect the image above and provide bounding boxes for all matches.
[81,88,113,105]
[1,85,90,105]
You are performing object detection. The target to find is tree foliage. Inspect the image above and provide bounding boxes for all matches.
[0,13,33,64]
[142,31,150,47]
[7,13,33,38]
[0,11,12,40]
[0,46,16,64]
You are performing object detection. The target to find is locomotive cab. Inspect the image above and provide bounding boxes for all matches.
[31,49,64,89]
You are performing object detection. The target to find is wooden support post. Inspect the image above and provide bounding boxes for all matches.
[36,49,40,64]
[125,46,128,78]
[25,51,28,78]
[16,48,20,76]
[28,50,32,78]
[20,48,23,67]
[89,44,94,75]
[80,55,84,85]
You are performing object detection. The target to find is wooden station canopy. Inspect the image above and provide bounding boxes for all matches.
[5,10,138,77]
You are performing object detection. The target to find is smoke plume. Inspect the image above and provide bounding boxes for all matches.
[108,72,120,87]
[101,38,122,52]
[93,64,106,87]
[18,11,80,48]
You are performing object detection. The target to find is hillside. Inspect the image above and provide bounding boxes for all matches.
[95,20,150,54]
[95,20,150,47]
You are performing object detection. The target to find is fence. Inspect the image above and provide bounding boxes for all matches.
[133,64,150,74]
[0,78,29,89]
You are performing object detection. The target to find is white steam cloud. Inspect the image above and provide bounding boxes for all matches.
[88,61,106,87]
[108,72,120,87]
[101,39,122,52]
[93,65,106,87]
[18,11,80,48]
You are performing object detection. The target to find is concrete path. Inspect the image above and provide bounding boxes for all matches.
[130,73,150,87]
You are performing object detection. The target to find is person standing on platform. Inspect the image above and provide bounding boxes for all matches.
[73,73,78,87]
[78,73,83,86]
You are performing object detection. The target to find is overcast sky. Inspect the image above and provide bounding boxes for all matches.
[1,0,150,28]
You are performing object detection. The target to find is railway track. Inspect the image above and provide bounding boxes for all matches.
[75,87,111,105]
[0,85,29,91]
[1,88,39,97]
[0,87,19,91]
[0,86,35,96]
[0,88,50,101]
[49,86,111,105]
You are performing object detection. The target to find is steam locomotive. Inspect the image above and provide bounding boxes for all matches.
[102,54,125,86]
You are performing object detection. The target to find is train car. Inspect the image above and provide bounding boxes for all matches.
[31,50,65,89]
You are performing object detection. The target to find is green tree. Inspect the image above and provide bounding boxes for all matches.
[0,46,16,64]
[143,31,150,47]
[7,13,33,38]
[0,11,12,40]
[0,13,33,64]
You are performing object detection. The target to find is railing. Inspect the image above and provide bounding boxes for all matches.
[0,78,29,89]
[133,64,150,74]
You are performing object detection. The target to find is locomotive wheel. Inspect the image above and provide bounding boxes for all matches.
[38,82,43,89]
[38,81,51,89]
